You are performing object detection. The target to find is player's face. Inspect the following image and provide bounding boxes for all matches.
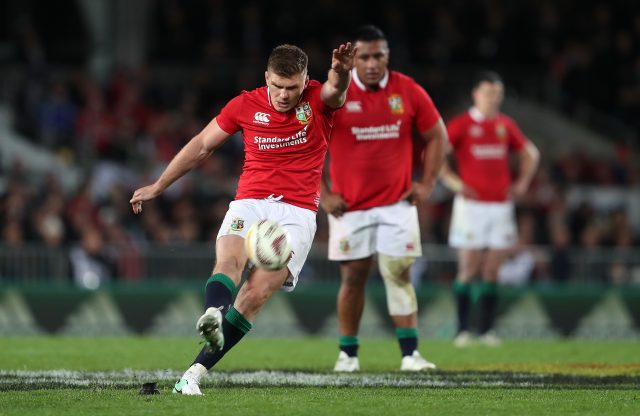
[472,81,504,116]
[354,40,390,87]
[265,71,308,112]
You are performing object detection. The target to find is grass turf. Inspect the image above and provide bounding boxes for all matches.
[0,337,638,415]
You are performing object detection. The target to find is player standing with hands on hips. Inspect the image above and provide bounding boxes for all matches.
[130,42,356,395]
[321,25,447,372]
[441,70,539,347]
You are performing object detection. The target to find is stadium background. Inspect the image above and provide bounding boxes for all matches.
[0,0,639,339]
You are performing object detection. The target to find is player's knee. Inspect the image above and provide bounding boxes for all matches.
[378,254,417,315]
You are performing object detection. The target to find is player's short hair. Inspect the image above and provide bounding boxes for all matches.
[353,25,387,42]
[472,70,503,89]
[267,44,308,77]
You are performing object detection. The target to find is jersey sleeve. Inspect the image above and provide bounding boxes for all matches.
[215,94,244,135]
[505,117,527,151]
[411,82,441,133]
[446,116,464,149]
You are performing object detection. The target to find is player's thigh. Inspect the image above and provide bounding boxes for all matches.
[328,209,376,261]
[457,248,484,281]
[448,196,490,249]
[375,201,422,257]
[482,249,511,280]
[339,257,373,287]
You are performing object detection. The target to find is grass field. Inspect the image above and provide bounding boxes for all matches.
[0,337,638,415]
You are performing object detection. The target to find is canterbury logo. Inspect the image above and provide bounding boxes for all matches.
[254,112,271,123]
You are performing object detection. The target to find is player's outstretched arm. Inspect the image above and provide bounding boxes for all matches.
[130,118,231,213]
[321,42,356,109]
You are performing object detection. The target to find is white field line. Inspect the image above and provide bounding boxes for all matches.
[1,369,635,390]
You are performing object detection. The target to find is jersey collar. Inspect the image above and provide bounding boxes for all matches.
[352,68,389,91]
[469,107,486,122]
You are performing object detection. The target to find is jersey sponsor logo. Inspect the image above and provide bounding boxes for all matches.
[351,120,402,141]
[469,125,484,138]
[253,125,309,150]
[406,242,415,251]
[388,94,404,115]
[295,101,312,125]
[495,123,507,140]
[470,144,507,159]
[253,112,271,125]
[345,101,362,112]
[230,217,245,231]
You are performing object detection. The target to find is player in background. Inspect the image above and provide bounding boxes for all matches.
[321,25,447,372]
[130,42,355,394]
[440,70,539,347]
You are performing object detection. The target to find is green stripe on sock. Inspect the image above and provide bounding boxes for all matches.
[225,306,252,334]
[395,327,418,339]
[206,273,236,294]
[338,335,359,347]
[478,281,498,295]
[452,281,470,295]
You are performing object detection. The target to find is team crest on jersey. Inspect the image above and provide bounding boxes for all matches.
[230,218,245,231]
[495,123,508,141]
[295,101,313,125]
[388,94,404,115]
[339,239,350,253]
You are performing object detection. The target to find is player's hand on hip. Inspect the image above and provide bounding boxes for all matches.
[460,184,478,199]
[400,182,434,206]
[129,183,162,214]
[331,42,356,74]
[320,191,348,217]
[509,180,529,199]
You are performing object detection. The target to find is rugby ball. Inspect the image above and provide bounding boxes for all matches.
[245,220,292,271]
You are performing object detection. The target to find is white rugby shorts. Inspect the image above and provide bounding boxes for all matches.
[328,200,422,261]
[217,198,317,291]
[448,195,517,249]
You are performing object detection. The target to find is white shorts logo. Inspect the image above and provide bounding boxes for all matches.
[254,112,271,125]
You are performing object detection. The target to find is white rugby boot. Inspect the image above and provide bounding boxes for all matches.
[333,351,360,372]
[453,330,474,347]
[400,350,437,371]
[478,330,502,347]
[173,363,207,395]
[197,307,224,353]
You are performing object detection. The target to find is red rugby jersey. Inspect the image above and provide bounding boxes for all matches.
[216,80,337,211]
[446,108,527,202]
[328,69,440,211]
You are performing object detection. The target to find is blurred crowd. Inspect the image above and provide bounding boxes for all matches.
[1,0,639,286]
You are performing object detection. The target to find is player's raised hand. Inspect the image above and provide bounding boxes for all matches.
[129,183,162,214]
[320,190,349,217]
[400,182,435,206]
[331,42,356,74]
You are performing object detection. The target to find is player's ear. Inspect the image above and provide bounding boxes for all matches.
[304,75,309,89]
[265,71,269,85]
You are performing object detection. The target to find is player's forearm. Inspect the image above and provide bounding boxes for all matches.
[421,126,447,188]
[155,134,211,192]
[439,161,463,193]
[517,142,540,187]
[322,68,351,108]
